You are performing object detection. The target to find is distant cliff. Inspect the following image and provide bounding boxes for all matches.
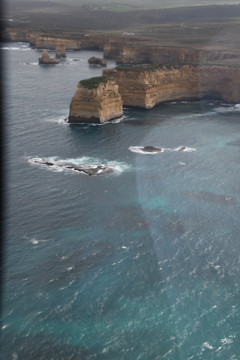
[104,40,240,66]
[103,65,240,108]
[68,76,123,124]
[3,28,240,67]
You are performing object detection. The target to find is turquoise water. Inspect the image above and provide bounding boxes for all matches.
[1,42,240,359]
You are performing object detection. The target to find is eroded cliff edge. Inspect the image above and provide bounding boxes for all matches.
[68,76,123,124]
[103,65,240,108]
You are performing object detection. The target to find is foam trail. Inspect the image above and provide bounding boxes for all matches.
[71,115,127,126]
[213,104,240,113]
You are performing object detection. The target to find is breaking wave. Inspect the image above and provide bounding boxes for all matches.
[21,61,38,66]
[71,115,127,126]
[1,43,31,51]
[213,104,240,113]
[44,114,68,125]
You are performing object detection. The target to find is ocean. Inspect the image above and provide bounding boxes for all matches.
[1,42,240,359]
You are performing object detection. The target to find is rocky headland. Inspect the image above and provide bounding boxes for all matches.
[103,64,240,108]
[68,76,123,124]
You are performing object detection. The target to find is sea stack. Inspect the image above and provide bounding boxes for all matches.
[55,42,66,58]
[68,76,123,124]
[39,50,59,65]
[88,56,107,66]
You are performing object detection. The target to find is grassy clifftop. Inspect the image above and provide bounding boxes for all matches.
[79,76,111,89]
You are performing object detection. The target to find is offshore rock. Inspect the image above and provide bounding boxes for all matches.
[39,50,59,65]
[88,56,107,66]
[30,158,113,176]
[55,42,66,58]
[104,64,240,108]
[68,76,123,124]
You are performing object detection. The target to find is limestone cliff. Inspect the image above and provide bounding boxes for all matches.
[103,65,240,108]
[104,41,240,66]
[3,28,240,66]
[35,37,81,50]
[68,76,123,124]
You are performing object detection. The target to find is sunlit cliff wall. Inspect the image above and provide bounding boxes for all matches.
[103,65,240,108]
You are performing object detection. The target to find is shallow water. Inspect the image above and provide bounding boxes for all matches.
[1,42,240,359]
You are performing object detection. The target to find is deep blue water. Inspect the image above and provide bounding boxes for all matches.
[1,42,240,359]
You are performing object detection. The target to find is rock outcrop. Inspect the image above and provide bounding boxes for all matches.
[103,65,240,108]
[55,42,66,58]
[68,76,123,124]
[88,56,107,66]
[30,157,113,176]
[39,50,59,65]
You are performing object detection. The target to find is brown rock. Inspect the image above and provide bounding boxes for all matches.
[68,76,123,124]
[88,56,107,66]
[55,42,66,58]
[39,50,59,65]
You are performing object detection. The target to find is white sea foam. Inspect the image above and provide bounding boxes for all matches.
[0,18,13,21]
[25,235,48,245]
[44,114,68,125]
[213,104,240,113]
[202,342,215,350]
[22,62,38,66]
[221,337,233,345]
[174,146,196,152]
[30,238,39,245]
[1,45,31,51]
[77,115,127,126]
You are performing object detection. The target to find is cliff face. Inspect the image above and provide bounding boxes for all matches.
[3,28,240,66]
[104,41,240,66]
[103,65,240,108]
[34,37,81,50]
[68,77,123,124]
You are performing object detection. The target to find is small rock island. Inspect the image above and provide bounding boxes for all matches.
[39,50,59,65]
[68,76,123,124]
[88,56,107,66]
